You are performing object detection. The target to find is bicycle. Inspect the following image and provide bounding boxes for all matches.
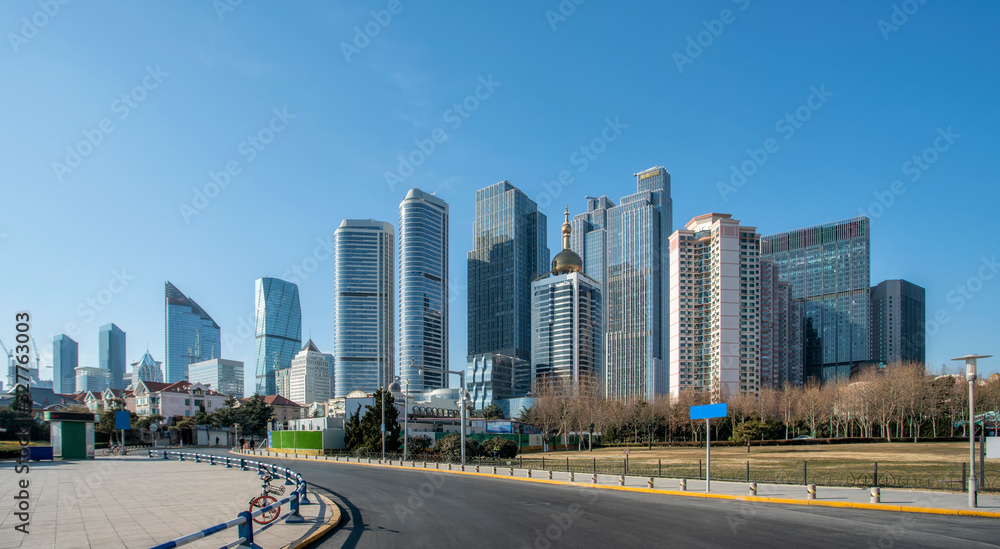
[249,473,284,524]
[102,443,127,456]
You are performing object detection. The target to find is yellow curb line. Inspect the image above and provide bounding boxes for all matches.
[284,492,343,549]
[231,451,1000,519]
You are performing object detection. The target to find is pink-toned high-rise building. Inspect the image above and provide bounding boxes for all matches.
[669,214,760,400]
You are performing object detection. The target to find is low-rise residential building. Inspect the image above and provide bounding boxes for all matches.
[243,394,303,429]
[133,380,228,417]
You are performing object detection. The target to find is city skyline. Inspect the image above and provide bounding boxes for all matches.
[3,3,998,395]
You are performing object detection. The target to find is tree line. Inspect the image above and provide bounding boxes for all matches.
[521,363,1000,448]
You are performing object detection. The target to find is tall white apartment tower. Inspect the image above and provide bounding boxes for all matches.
[669,213,760,401]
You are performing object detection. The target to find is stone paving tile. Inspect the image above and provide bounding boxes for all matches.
[0,453,333,548]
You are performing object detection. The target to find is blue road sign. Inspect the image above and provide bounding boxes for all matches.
[690,403,727,420]
[114,411,131,430]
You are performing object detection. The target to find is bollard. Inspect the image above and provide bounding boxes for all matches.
[424,462,427,469]
[509,467,514,476]
[619,475,625,487]
[870,486,880,504]
[412,461,417,468]
[209,456,215,466]
[299,478,313,504]
[284,469,295,486]
[237,511,254,547]
[448,463,452,470]
[569,472,575,482]
[548,470,553,480]
[648,478,654,489]
[491,466,496,474]
[749,482,757,496]
[195,454,201,463]
[528,469,533,478]
[179,453,185,461]
[807,484,816,500]
[225,457,232,468]
[679,478,687,491]
[240,458,248,471]
[148,449,153,458]
[476,465,480,473]
[461,464,466,472]
[163,450,169,460]
[285,489,305,523]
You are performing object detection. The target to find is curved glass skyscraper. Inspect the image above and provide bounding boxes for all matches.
[254,277,302,395]
[334,219,394,398]
[165,281,221,383]
[398,188,449,392]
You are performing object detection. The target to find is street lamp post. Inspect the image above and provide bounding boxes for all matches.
[952,353,991,509]
[403,377,409,461]
[381,385,386,462]
[423,367,467,465]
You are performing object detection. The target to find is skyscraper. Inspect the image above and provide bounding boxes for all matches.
[53,334,78,394]
[580,166,671,401]
[99,323,126,390]
[189,358,245,398]
[334,219,394,398]
[870,279,925,365]
[531,208,603,397]
[467,180,549,388]
[760,259,804,388]
[289,339,333,406]
[398,188,449,392]
[165,281,221,384]
[761,217,870,382]
[668,214,758,400]
[254,277,302,395]
[130,351,164,386]
[75,366,109,393]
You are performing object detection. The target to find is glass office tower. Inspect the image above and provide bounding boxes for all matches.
[467,181,549,368]
[165,281,221,383]
[761,217,870,382]
[334,219,394,397]
[254,277,302,395]
[53,334,78,394]
[398,188,449,392]
[870,279,925,365]
[99,323,127,390]
[592,166,672,402]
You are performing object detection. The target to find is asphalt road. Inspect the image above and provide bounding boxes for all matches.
[201,451,1000,548]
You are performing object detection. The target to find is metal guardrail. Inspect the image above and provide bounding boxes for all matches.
[146,449,312,549]
[313,450,1000,493]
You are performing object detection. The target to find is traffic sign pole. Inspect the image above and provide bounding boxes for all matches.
[705,419,710,493]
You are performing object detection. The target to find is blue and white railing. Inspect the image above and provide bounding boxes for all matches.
[146,450,313,549]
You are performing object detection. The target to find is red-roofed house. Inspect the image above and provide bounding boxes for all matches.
[133,380,228,417]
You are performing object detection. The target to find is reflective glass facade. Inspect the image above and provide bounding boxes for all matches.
[530,272,603,396]
[130,351,163,386]
[398,189,449,392]
[189,358,244,398]
[870,279,925,365]
[53,334,78,394]
[254,277,302,395]
[761,217,870,382]
[467,181,549,372]
[99,323,127,390]
[600,167,672,402]
[334,219,394,398]
[165,281,221,383]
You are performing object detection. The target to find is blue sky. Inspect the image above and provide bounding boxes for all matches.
[2,1,998,395]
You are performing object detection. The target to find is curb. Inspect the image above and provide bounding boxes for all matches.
[284,492,343,549]
[231,451,1000,519]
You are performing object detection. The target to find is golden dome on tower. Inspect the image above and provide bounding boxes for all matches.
[551,206,583,275]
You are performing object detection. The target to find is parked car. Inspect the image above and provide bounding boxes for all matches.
[793,435,813,440]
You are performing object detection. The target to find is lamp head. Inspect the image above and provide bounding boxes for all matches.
[951,354,992,381]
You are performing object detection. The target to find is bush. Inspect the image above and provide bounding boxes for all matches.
[433,433,480,460]
[404,435,432,455]
[482,436,518,459]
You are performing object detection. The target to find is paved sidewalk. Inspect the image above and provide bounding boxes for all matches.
[241,449,1000,517]
[0,453,337,548]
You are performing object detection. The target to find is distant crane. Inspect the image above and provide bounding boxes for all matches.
[0,338,13,390]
